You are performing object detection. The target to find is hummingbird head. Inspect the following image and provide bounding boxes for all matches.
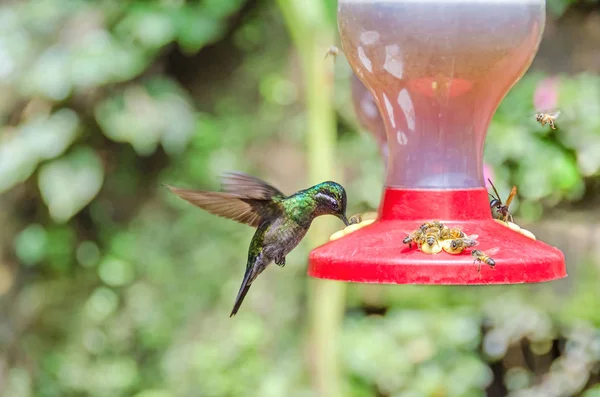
[311,181,349,226]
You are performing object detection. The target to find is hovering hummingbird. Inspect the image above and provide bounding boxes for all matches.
[165,172,350,317]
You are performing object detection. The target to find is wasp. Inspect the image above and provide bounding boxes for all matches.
[325,45,341,60]
[535,109,560,130]
[487,179,517,223]
[472,248,498,274]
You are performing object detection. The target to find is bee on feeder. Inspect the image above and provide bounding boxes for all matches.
[349,214,362,225]
[443,237,478,254]
[472,248,499,274]
[440,226,466,240]
[349,211,378,225]
[420,239,442,254]
[403,222,444,249]
[420,220,444,232]
[403,222,444,251]
[325,45,341,60]
[403,229,425,249]
[405,221,480,256]
[438,225,478,253]
[423,226,441,247]
[329,212,377,241]
[535,109,560,130]
[487,179,517,223]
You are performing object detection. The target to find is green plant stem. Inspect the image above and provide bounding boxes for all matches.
[276,2,345,396]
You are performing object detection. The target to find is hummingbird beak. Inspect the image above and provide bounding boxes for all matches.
[339,214,350,226]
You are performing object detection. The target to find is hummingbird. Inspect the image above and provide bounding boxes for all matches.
[165,172,350,317]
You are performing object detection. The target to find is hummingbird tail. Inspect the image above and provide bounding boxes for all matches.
[230,270,253,317]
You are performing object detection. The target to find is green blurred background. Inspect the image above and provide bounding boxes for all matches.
[0,0,599,396]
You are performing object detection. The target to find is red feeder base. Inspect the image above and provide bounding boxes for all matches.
[308,188,566,284]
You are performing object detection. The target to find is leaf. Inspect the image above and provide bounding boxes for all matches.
[70,31,149,88]
[14,224,48,266]
[202,0,246,19]
[173,7,223,54]
[134,391,175,397]
[114,7,175,49]
[22,45,71,100]
[582,385,600,397]
[576,142,600,176]
[38,146,104,223]
[485,122,533,164]
[98,257,135,287]
[0,109,79,193]
[95,78,195,156]
[494,73,545,122]
[546,0,575,17]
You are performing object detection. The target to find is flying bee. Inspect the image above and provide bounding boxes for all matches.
[471,248,499,274]
[535,109,561,130]
[443,237,478,255]
[325,45,341,60]
[487,179,517,223]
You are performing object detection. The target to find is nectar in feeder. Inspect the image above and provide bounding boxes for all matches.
[308,0,566,285]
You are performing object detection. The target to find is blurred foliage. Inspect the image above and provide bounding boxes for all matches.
[0,0,599,396]
[485,73,600,221]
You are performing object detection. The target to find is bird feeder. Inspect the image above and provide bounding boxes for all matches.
[308,0,567,284]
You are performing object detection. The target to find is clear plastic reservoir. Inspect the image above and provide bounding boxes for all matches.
[351,73,388,162]
[339,0,545,188]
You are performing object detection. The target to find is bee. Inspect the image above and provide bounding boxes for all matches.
[423,226,441,247]
[443,238,478,254]
[487,179,517,223]
[471,248,498,274]
[403,229,424,248]
[349,214,362,225]
[404,221,443,249]
[535,109,561,130]
[325,45,341,60]
[420,220,444,231]
[440,227,466,240]
[421,239,442,254]
[349,211,377,225]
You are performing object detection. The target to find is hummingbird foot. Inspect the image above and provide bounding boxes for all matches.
[275,256,286,267]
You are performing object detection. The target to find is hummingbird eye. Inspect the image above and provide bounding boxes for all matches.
[315,192,339,210]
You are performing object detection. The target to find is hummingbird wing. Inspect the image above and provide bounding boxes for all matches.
[165,185,279,227]
[221,172,285,199]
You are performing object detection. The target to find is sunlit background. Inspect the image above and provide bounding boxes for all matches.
[0,0,599,396]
